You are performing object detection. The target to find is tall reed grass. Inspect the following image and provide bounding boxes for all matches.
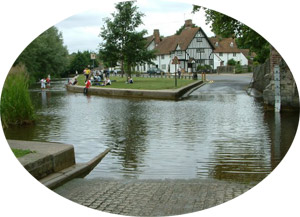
[1,65,35,128]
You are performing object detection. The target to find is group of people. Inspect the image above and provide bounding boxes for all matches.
[40,75,51,89]
[71,67,134,95]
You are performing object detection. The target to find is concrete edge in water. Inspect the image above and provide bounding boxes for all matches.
[66,80,203,100]
[40,148,112,189]
[7,140,111,189]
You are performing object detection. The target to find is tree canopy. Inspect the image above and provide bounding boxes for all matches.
[193,5,270,63]
[99,1,156,76]
[14,26,69,81]
[68,51,99,74]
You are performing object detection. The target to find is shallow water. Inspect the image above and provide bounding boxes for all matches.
[4,75,299,183]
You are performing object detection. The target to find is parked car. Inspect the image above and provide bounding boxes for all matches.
[147,68,165,75]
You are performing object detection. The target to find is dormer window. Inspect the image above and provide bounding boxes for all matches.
[230,42,234,47]
[215,42,219,47]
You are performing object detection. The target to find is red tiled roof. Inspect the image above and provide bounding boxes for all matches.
[240,49,256,58]
[154,35,179,55]
[209,37,241,53]
[154,27,200,55]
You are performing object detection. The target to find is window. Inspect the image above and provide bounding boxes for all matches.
[177,51,182,55]
[196,38,202,42]
[215,42,219,47]
[230,42,234,47]
[161,55,165,59]
[233,53,236,57]
[209,59,214,65]
[196,48,204,53]
[219,52,223,56]
[200,60,205,65]
[162,64,166,70]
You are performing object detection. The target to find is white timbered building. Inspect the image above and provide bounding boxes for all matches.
[137,20,215,73]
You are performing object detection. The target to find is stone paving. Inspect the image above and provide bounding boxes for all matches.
[54,178,257,216]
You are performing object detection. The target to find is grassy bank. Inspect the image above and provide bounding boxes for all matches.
[1,65,35,128]
[77,74,196,90]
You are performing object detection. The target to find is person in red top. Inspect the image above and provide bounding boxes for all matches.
[46,77,50,87]
[84,79,91,94]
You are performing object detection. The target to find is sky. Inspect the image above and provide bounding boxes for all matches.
[55,0,214,54]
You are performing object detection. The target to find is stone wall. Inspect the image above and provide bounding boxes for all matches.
[253,58,270,92]
[258,46,299,110]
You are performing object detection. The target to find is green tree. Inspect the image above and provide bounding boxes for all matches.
[99,1,156,77]
[68,51,99,74]
[14,26,69,81]
[193,5,270,63]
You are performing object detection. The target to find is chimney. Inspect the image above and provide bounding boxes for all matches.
[184,19,193,29]
[153,29,160,45]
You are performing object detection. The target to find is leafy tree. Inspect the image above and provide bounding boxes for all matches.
[193,5,269,63]
[14,26,69,81]
[99,1,156,77]
[68,51,99,74]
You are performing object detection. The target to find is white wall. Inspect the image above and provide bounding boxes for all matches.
[213,52,249,69]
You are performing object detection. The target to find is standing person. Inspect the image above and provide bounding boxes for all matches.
[84,79,91,94]
[84,68,90,82]
[178,67,181,79]
[46,76,51,88]
[40,78,46,89]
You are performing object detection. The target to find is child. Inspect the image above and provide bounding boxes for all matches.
[84,79,91,94]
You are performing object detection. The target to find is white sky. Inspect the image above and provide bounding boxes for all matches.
[55,0,214,53]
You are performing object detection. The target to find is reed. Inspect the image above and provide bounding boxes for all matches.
[1,65,35,128]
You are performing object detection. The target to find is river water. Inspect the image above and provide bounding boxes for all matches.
[4,74,299,183]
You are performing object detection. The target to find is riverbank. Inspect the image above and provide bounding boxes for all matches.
[66,79,203,100]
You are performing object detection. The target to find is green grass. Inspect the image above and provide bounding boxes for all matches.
[77,74,196,90]
[12,148,34,158]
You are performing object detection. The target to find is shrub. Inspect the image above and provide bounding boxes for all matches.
[0,65,35,128]
[227,59,236,66]
[235,64,243,74]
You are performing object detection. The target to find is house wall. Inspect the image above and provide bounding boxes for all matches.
[186,30,214,71]
[147,41,156,51]
[213,52,248,69]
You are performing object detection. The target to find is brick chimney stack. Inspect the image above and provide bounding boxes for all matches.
[153,29,160,45]
[185,19,193,29]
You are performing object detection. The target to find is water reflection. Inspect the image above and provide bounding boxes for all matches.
[3,78,299,184]
[104,100,149,178]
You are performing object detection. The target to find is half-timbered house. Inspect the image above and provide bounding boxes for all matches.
[137,19,215,73]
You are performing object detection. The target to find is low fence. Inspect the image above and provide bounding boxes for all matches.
[115,73,199,80]
[216,65,249,74]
